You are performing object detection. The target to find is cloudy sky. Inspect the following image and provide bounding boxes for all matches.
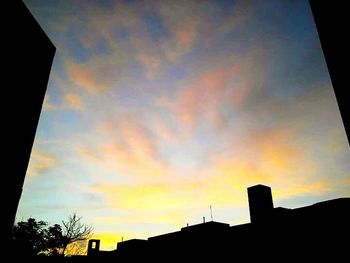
[18,0,350,250]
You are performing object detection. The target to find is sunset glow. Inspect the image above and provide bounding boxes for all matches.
[18,0,350,250]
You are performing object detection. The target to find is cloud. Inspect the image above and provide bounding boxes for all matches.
[204,126,331,204]
[137,53,161,79]
[77,145,100,162]
[78,113,169,179]
[218,0,256,34]
[201,84,347,203]
[151,120,178,144]
[161,63,251,128]
[77,74,341,223]
[253,127,305,171]
[66,61,106,93]
[26,148,59,177]
[98,142,167,179]
[77,83,344,240]
[64,92,83,109]
[175,24,195,50]
[42,94,55,111]
[87,119,322,210]
[42,91,83,111]
[152,46,269,133]
[163,22,196,63]
[59,2,159,83]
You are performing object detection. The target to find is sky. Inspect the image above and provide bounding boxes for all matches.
[18,0,350,250]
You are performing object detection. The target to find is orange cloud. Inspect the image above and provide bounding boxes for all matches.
[204,123,330,204]
[98,142,167,179]
[80,115,169,179]
[43,92,83,111]
[64,92,83,110]
[253,128,304,171]
[66,62,106,93]
[26,148,59,177]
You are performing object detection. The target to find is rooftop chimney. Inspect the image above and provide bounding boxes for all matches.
[87,239,100,256]
[247,184,274,224]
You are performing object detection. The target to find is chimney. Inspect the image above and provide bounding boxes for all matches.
[87,239,101,256]
[247,184,274,224]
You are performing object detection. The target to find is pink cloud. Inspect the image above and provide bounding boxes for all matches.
[83,114,169,179]
[137,53,161,79]
[97,139,168,179]
[163,21,197,63]
[119,115,159,161]
[175,24,196,51]
[152,120,178,144]
[173,64,250,128]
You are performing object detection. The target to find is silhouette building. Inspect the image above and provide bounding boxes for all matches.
[87,240,101,257]
[3,1,55,244]
[247,184,274,223]
[88,184,350,261]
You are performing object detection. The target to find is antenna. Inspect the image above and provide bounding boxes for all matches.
[210,205,213,221]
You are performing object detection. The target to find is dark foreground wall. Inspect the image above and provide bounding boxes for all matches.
[309,0,349,145]
[2,0,55,244]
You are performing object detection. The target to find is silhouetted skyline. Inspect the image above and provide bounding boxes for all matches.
[17,0,350,250]
[87,184,350,261]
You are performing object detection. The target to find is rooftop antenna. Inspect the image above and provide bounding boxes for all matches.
[210,205,213,221]
[203,216,205,223]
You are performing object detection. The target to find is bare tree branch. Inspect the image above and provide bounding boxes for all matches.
[60,213,93,256]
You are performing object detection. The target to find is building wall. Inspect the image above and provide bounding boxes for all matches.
[2,1,55,243]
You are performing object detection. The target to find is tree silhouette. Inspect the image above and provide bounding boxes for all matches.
[12,214,93,256]
[46,224,64,256]
[61,213,93,255]
[12,218,48,256]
